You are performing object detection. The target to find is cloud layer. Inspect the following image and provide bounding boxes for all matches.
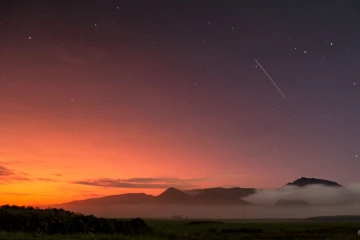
[72,177,205,189]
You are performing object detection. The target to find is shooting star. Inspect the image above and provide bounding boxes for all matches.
[254,59,287,99]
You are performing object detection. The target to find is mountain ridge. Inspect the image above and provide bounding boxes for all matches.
[52,177,348,208]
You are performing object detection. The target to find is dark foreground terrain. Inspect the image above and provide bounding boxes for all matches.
[1,205,360,239]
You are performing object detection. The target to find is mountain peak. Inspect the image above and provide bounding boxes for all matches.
[286,177,343,188]
[156,187,191,203]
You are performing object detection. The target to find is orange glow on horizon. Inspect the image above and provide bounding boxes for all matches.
[1,113,266,205]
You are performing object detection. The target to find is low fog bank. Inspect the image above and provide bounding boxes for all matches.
[63,204,360,219]
[243,184,360,205]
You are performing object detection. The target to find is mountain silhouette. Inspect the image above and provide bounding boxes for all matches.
[184,187,256,198]
[285,177,343,188]
[274,177,353,206]
[55,187,251,207]
[54,193,155,206]
[53,177,350,208]
[155,187,192,203]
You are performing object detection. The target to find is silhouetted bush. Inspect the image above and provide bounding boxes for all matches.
[0,205,153,235]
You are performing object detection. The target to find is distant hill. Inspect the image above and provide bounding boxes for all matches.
[184,187,256,198]
[274,177,353,206]
[56,187,251,207]
[54,193,155,207]
[285,177,343,188]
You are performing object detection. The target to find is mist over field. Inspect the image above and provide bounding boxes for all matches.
[60,203,360,219]
[51,184,360,219]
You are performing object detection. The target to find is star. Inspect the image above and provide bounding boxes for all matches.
[354,82,356,86]
[356,154,358,158]
[330,42,333,46]
[304,50,307,54]
[28,36,32,40]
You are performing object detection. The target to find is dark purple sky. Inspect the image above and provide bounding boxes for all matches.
[1,0,360,204]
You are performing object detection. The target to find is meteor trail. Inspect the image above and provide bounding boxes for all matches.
[254,59,287,99]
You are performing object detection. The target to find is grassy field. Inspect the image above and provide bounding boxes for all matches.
[1,219,359,240]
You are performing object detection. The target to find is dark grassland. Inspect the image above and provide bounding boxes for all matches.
[1,205,360,239]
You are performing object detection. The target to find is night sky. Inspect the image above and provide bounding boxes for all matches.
[1,1,360,205]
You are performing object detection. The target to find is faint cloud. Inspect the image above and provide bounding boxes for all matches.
[52,173,63,177]
[37,178,59,182]
[11,176,31,181]
[0,165,31,183]
[4,160,46,166]
[0,165,12,176]
[121,177,204,184]
[72,177,205,189]
[0,192,34,196]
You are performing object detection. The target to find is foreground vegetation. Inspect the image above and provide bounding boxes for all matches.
[0,205,152,235]
[1,205,360,239]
